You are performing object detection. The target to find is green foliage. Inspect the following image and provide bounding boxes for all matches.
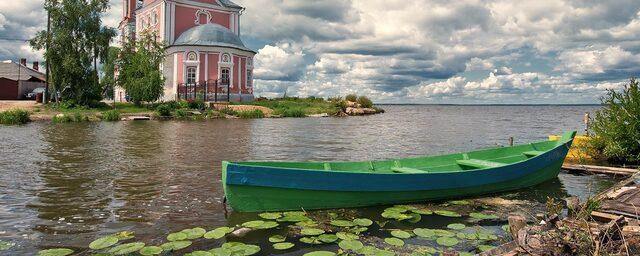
[589,78,640,163]
[117,31,166,105]
[0,109,30,125]
[174,109,188,118]
[178,100,189,109]
[345,94,358,102]
[233,97,341,116]
[30,0,116,105]
[237,110,265,119]
[188,100,206,110]
[278,108,306,117]
[219,107,238,116]
[155,104,173,117]
[101,109,120,121]
[101,47,120,99]
[52,112,88,123]
[357,96,373,108]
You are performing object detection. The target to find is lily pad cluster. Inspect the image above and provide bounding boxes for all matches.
[381,205,430,222]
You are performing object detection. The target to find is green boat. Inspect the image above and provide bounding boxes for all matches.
[223,131,576,212]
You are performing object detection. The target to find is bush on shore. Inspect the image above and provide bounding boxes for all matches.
[357,96,373,108]
[101,109,120,121]
[0,109,30,125]
[345,94,358,102]
[278,108,306,117]
[237,109,264,119]
[589,78,640,163]
[155,104,172,117]
[52,112,88,123]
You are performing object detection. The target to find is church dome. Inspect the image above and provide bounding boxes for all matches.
[174,23,254,52]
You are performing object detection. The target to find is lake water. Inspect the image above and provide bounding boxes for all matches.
[0,105,615,255]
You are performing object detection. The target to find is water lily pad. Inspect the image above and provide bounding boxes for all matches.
[407,213,422,223]
[295,220,318,227]
[381,211,412,220]
[221,242,261,255]
[283,211,306,216]
[208,247,232,256]
[413,228,435,238]
[301,228,325,236]
[458,252,474,256]
[37,248,74,256]
[336,232,359,240]
[108,242,146,255]
[277,215,311,222]
[353,218,373,226]
[204,229,226,240]
[465,233,479,240]
[434,210,461,217]
[477,233,498,240]
[258,212,282,220]
[384,237,404,247]
[478,245,496,252]
[269,235,286,243]
[139,246,163,255]
[0,241,15,251]
[391,230,412,239]
[161,241,192,251]
[447,223,466,230]
[318,234,338,243]
[182,227,206,239]
[112,231,135,240]
[241,220,265,228]
[433,229,455,237]
[456,232,467,239]
[273,242,294,250]
[167,232,187,241]
[89,236,119,250]
[255,221,279,229]
[469,212,498,220]
[411,209,433,215]
[413,246,437,254]
[350,226,369,234]
[300,236,322,244]
[185,251,213,256]
[436,237,459,247]
[392,205,417,211]
[339,240,364,251]
[303,251,336,256]
[330,219,355,227]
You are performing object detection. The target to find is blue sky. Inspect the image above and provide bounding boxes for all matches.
[2,0,640,104]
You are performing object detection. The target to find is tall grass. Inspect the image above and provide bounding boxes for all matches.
[101,110,120,121]
[237,109,265,118]
[0,109,30,125]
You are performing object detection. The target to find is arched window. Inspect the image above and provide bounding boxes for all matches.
[246,69,252,88]
[186,67,197,84]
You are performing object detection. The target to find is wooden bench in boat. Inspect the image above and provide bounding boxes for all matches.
[456,159,506,169]
[390,167,429,174]
[522,150,545,157]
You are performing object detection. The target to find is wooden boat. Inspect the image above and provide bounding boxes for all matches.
[222,131,576,212]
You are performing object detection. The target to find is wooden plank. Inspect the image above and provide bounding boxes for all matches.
[591,211,622,222]
[562,164,638,176]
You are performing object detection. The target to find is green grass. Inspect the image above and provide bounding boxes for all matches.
[0,109,30,125]
[237,109,265,119]
[233,97,341,116]
[101,109,121,121]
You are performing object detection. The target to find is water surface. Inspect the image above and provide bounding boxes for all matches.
[0,105,614,254]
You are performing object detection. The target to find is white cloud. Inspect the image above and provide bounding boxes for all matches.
[254,44,306,81]
[556,46,640,80]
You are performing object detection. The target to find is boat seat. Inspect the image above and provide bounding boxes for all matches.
[456,159,506,169]
[522,150,545,157]
[390,167,429,174]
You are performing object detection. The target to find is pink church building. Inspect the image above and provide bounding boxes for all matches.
[118,0,256,102]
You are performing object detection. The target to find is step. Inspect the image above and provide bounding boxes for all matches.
[456,159,506,169]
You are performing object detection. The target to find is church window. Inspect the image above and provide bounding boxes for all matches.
[221,68,230,85]
[186,67,197,84]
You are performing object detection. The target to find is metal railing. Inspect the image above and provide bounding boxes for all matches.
[177,79,230,102]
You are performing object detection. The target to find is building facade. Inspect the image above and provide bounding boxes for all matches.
[0,59,46,100]
[118,0,256,102]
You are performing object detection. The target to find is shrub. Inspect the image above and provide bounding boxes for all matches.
[174,109,188,118]
[161,101,181,110]
[237,109,264,119]
[345,94,358,102]
[178,100,189,109]
[327,96,343,102]
[156,104,172,117]
[219,107,238,116]
[204,109,225,119]
[589,78,640,163]
[73,112,88,122]
[357,96,373,108]
[188,99,206,110]
[0,109,30,125]
[280,108,306,118]
[52,114,73,123]
[101,109,120,121]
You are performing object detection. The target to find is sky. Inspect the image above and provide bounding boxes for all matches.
[1,0,640,104]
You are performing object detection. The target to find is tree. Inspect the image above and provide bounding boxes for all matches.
[30,0,116,106]
[117,31,166,105]
[100,46,120,99]
[589,78,640,163]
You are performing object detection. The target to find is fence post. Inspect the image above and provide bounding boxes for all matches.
[227,83,230,102]
[214,80,218,102]
[205,81,208,102]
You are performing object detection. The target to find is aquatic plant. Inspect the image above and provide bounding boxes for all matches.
[338,240,364,251]
[88,236,118,250]
[37,248,74,256]
[0,241,14,251]
[174,109,188,118]
[0,109,30,125]
[107,242,145,255]
[391,230,412,239]
[434,210,462,217]
[139,246,163,255]
[469,212,498,220]
[160,240,192,251]
[384,237,404,246]
[447,223,466,230]
[436,237,459,246]
[101,109,120,121]
[300,228,325,236]
[273,242,294,250]
[303,251,336,256]
[237,109,265,119]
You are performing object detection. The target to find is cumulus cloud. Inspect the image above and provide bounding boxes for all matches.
[254,44,306,81]
[556,46,640,81]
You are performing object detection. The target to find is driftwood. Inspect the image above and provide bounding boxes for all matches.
[562,164,638,176]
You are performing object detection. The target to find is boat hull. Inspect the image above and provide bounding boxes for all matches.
[223,138,571,212]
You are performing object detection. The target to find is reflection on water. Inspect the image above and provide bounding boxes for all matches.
[0,105,615,254]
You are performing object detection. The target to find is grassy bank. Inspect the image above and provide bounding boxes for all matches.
[231,96,384,117]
